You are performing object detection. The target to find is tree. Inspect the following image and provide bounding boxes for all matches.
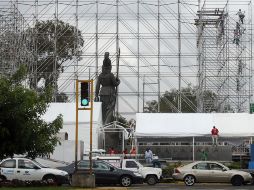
[144,100,158,113]
[0,65,63,159]
[29,20,84,89]
[144,85,218,113]
[115,113,129,127]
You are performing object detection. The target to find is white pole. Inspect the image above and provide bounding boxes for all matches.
[193,136,195,161]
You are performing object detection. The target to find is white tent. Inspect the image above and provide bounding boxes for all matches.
[136,113,254,137]
[42,102,102,150]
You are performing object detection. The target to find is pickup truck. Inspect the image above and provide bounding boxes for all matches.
[96,157,162,185]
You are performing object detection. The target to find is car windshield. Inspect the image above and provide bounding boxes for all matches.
[101,161,117,169]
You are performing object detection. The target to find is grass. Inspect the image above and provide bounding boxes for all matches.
[0,186,126,190]
[0,187,72,190]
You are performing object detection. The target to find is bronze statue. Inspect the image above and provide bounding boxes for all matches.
[95,52,120,125]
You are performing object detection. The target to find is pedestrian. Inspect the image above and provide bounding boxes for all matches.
[152,156,161,168]
[200,149,208,161]
[145,148,153,164]
[211,126,219,146]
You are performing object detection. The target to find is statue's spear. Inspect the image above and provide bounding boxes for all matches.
[115,48,120,120]
[116,48,120,80]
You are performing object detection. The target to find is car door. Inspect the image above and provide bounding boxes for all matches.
[208,162,230,182]
[93,161,119,184]
[191,162,211,182]
[0,159,17,180]
[16,159,42,181]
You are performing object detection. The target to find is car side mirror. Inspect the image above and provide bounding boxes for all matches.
[110,167,114,171]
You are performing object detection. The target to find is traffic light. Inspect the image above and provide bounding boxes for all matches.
[81,82,89,106]
[250,103,254,114]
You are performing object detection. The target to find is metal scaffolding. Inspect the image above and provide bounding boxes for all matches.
[0,0,252,117]
[196,1,252,113]
[0,1,35,79]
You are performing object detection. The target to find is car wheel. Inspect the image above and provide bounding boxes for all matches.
[120,175,132,187]
[231,175,243,186]
[146,175,157,185]
[184,175,195,186]
[0,175,6,182]
[43,175,57,185]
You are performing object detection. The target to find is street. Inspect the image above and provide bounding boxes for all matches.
[129,183,254,190]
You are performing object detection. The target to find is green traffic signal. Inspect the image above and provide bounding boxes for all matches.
[81,82,89,106]
[82,98,89,106]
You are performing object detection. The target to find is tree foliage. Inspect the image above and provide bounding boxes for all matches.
[144,85,218,113]
[29,20,84,88]
[0,66,63,159]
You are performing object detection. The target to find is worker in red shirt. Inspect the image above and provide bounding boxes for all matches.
[130,147,136,156]
[109,147,116,155]
[211,126,219,146]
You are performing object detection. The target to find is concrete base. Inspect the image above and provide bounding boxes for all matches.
[71,172,95,188]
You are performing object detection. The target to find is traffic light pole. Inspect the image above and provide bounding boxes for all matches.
[75,79,94,175]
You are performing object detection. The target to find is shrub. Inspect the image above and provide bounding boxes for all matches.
[162,161,182,178]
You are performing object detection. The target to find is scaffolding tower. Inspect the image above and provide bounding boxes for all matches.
[196,1,252,113]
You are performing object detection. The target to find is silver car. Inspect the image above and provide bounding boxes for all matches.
[172,161,253,186]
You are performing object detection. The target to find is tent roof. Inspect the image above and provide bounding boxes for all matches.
[136,113,254,137]
[42,102,102,124]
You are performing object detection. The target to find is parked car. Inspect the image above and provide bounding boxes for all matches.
[95,156,162,185]
[58,160,143,187]
[0,158,69,185]
[172,161,253,186]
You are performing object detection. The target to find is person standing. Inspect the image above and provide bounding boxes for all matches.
[123,148,128,158]
[130,147,136,156]
[211,126,219,146]
[145,148,153,164]
[200,149,208,161]
[109,147,116,155]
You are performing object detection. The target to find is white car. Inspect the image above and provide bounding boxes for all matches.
[0,158,69,185]
[172,161,253,186]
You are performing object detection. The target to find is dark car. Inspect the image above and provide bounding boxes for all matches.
[57,160,143,187]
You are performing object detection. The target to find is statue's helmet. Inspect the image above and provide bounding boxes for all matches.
[103,52,112,71]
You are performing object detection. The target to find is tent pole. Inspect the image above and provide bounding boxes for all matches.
[104,131,106,151]
[193,136,195,161]
[122,130,124,152]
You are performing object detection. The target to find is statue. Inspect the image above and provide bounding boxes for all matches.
[95,52,120,125]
